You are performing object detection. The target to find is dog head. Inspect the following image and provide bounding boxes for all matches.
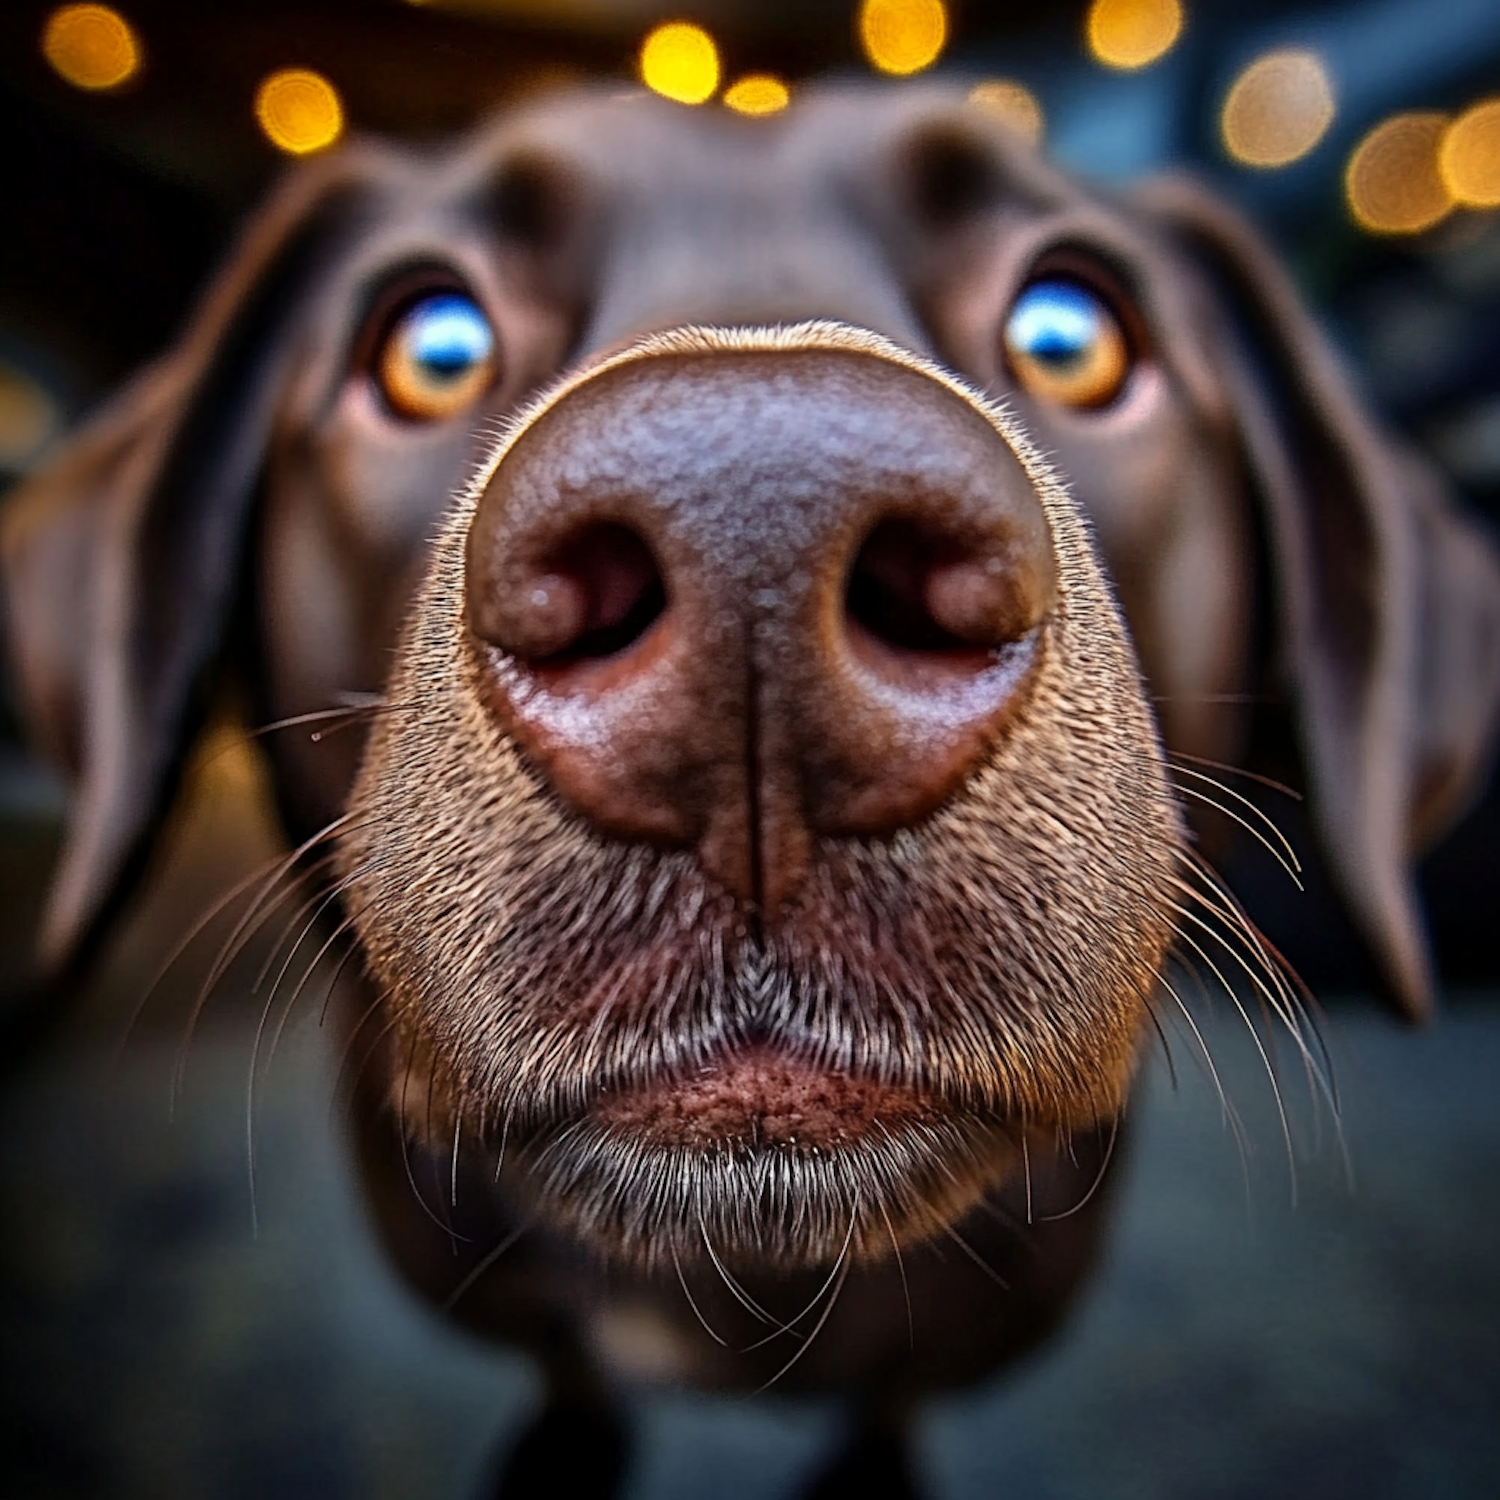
[4,86,1499,1277]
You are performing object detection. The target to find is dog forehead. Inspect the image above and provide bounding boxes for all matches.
[463,83,1081,223]
[419,85,1107,342]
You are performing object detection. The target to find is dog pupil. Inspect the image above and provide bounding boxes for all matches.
[405,293,493,384]
[1009,279,1101,368]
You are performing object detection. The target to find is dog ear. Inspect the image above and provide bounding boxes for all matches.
[1133,177,1500,1021]
[0,148,388,978]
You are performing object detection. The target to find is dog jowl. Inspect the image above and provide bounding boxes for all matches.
[4,85,1500,1484]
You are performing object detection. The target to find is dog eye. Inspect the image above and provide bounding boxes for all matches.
[375,292,497,421]
[1003,278,1130,409]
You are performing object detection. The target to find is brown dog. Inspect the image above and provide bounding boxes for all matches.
[4,84,1500,1496]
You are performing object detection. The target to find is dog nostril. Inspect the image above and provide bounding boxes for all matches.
[468,521,666,664]
[846,518,1048,658]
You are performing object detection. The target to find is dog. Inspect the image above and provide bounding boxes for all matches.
[4,84,1500,1497]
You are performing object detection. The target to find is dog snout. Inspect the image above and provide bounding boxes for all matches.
[463,341,1057,910]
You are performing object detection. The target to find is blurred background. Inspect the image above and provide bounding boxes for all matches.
[1,1,1498,1497]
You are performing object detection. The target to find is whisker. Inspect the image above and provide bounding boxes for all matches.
[695,1196,783,1331]
[671,1244,728,1348]
[1167,884,1313,1072]
[1180,849,1339,1113]
[269,901,359,1056]
[877,1198,914,1356]
[113,842,305,1078]
[250,870,349,998]
[1169,768,1302,887]
[941,1223,1010,1292]
[451,1114,464,1210]
[753,1206,856,1393]
[173,815,356,1113]
[1167,749,1301,801]
[245,899,360,1230]
[1038,1116,1119,1222]
[740,1217,857,1352]
[244,698,386,743]
[395,1036,473,1246]
[441,1222,532,1314]
[1021,1134,1033,1225]
[1150,692,1272,705]
[326,1007,394,1130]
[316,927,363,1030]
[1167,920,1297,1201]
[1170,860,1341,1150]
[1156,967,1247,1155]
[493,1106,514,1185]
[1142,989,1180,1091]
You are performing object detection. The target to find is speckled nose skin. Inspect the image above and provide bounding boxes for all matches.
[464,343,1056,914]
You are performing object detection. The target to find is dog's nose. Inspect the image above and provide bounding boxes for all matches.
[465,343,1055,911]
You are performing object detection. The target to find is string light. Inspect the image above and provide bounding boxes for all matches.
[1345,112,1453,234]
[723,75,791,117]
[254,68,345,156]
[1220,48,1335,168]
[639,22,720,105]
[968,79,1044,145]
[0,361,57,469]
[1440,98,1500,209]
[1085,0,1183,72]
[41,3,141,91]
[858,0,948,78]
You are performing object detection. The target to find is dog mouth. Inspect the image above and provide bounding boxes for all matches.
[586,1042,950,1151]
[501,1035,1027,1275]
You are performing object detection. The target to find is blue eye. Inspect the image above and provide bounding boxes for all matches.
[1003,278,1130,408]
[377,291,497,420]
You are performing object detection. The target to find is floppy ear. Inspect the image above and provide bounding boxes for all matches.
[0,147,389,978]
[1132,177,1500,1021]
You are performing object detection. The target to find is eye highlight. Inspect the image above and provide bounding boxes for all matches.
[1003,277,1131,409]
[375,291,497,422]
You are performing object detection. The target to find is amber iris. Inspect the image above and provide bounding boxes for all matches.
[376,293,496,421]
[1003,278,1130,408]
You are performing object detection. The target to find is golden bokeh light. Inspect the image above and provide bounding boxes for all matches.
[254,68,345,156]
[639,22,720,105]
[0,363,58,469]
[858,0,948,78]
[1345,111,1453,234]
[1220,49,1334,168]
[723,74,791,117]
[42,3,142,91]
[1440,98,1500,208]
[1086,0,1183,72]
[968,79,1044,145]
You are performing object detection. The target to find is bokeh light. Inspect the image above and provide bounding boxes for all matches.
[0,362,58,469]
[723,75,791,117]
[1440,98,1500,209]
[1220,48,1334,168]
[968,79,1044,145]
[41,3,142,91]
[254,68,345,156]
[639,22,720,105]
[1085,0,1183,72]
[1345,111,1454,234]
[858,0,948,78]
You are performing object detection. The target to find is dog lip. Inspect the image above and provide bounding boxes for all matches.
[586,1044,945,1150]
